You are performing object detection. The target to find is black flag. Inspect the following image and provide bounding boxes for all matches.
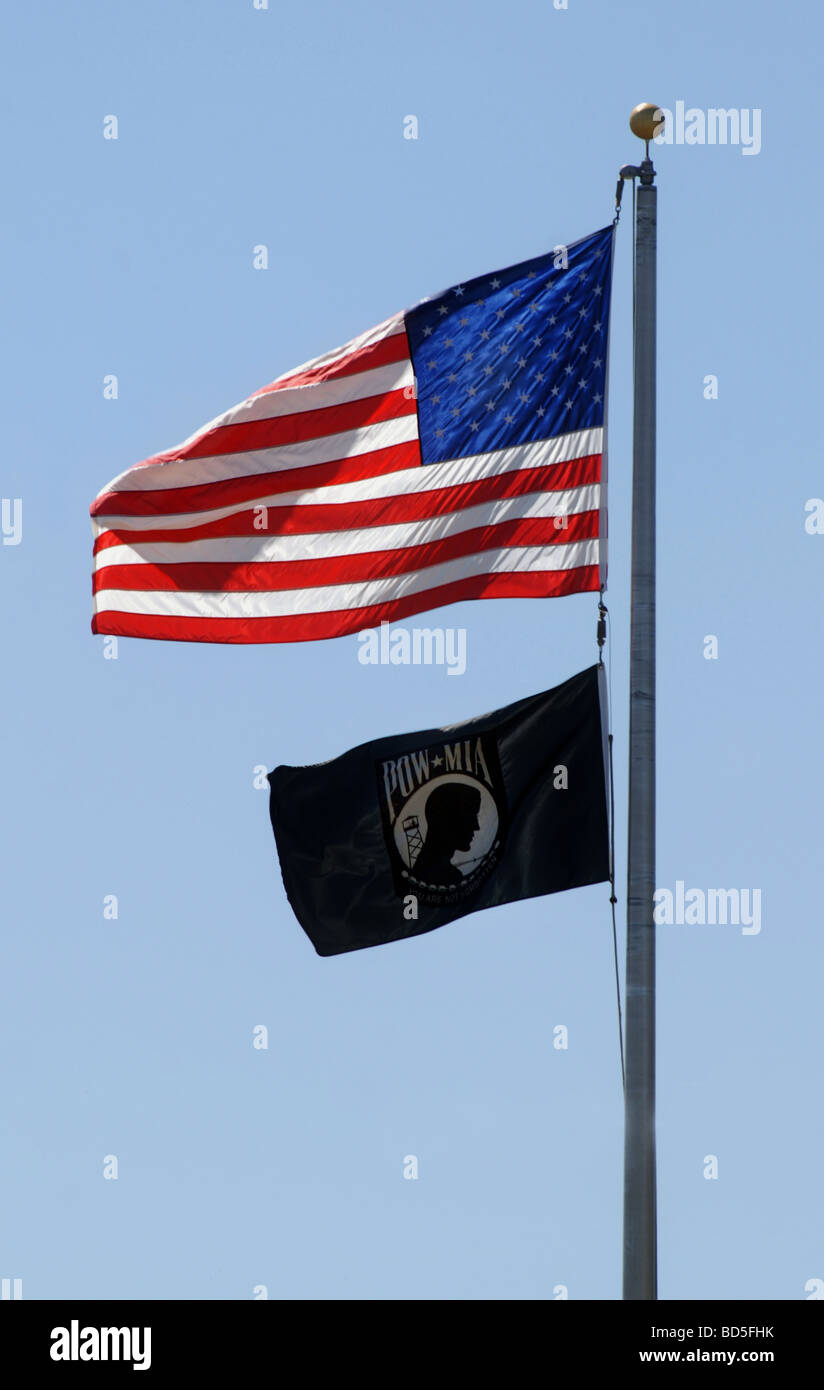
[268,665,610,956]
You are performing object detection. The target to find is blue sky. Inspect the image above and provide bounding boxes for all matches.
[2,0,821,1300]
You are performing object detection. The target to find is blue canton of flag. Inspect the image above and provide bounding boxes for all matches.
[406,224,613,465]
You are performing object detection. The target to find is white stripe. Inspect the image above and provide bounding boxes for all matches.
[202,359,414,429]
[92,428,603,535]
[93,539,599,618]
[95,486,600,569]
[267,315,405,389]
[100,414,420,495]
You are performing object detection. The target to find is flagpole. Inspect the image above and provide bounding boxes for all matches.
[622,103,660,1301]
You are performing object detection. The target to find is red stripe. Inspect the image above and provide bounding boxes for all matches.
[254,330,409,394]
[116,389,416,475]
[93,512,599,593]
[93,454,600,547]
[91,566,600,643]
[90,439,423,520]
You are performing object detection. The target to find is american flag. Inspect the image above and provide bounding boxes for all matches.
[91,224,613,643]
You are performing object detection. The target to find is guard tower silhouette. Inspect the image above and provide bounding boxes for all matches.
[402,814,424,867]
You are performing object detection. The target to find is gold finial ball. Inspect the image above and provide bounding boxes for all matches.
[629,102,664,142]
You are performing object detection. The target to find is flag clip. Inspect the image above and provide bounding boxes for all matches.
[597,598,608,660]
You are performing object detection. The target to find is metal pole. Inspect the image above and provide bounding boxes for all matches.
[622,110,658,1301]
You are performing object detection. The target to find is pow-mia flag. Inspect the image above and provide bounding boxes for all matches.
[268,665,610,956]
